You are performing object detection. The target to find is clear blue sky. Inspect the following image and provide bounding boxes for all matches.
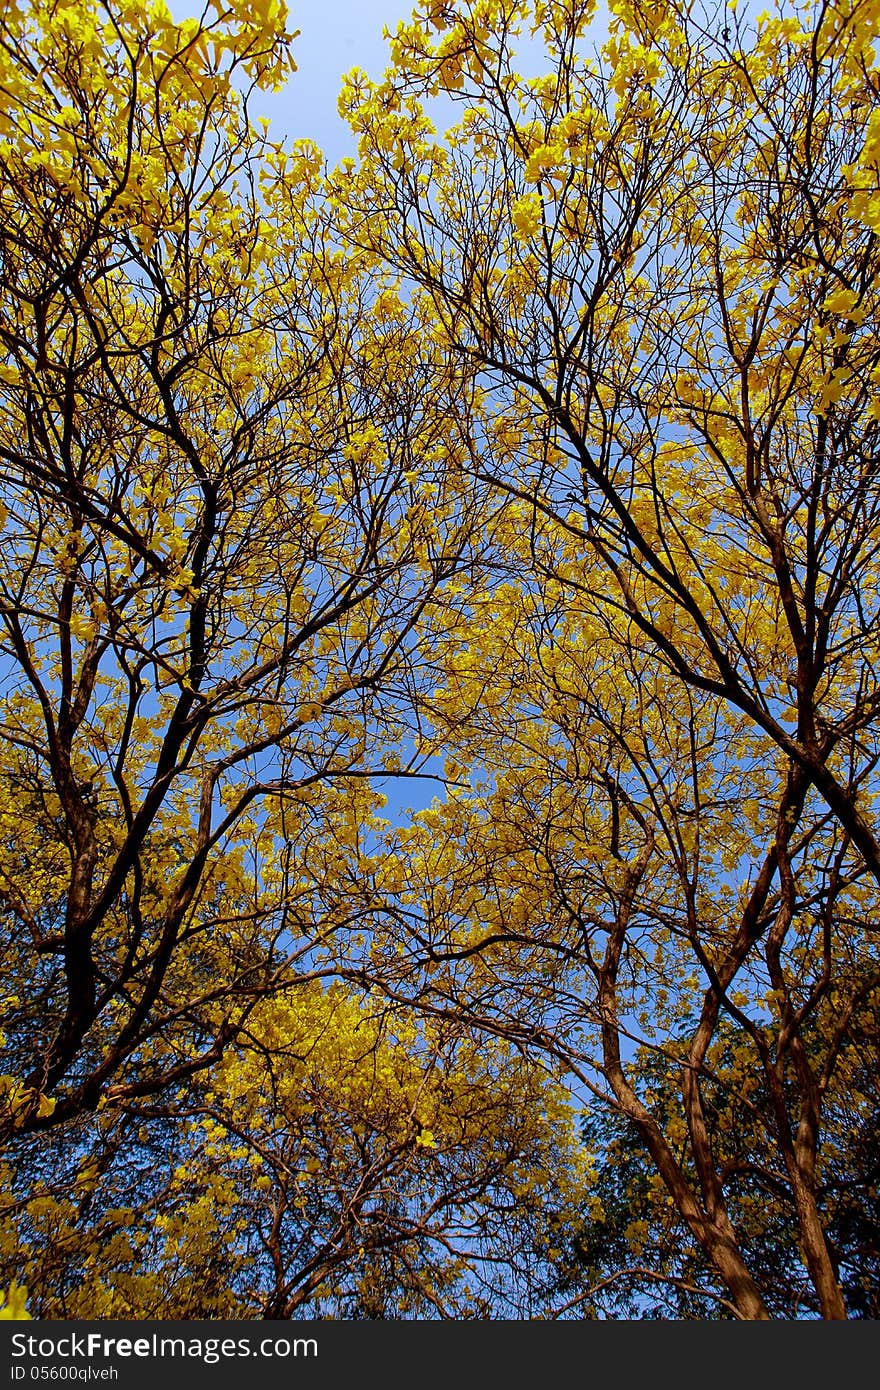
[251,0,417,164]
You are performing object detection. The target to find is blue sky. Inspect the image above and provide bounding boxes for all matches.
[251,0,417,163]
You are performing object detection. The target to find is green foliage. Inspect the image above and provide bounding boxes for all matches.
[570,1011,880,1319]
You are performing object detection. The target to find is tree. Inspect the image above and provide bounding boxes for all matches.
[568,1013,880,1318]
[0,0,593,1320]
[1,980,589,1318]
[4,0,880,1321]
[0,0,487,1137]
[333,0,880,1318]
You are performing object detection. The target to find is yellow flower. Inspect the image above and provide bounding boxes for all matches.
[511,193,542,240]
[523,144,561,183]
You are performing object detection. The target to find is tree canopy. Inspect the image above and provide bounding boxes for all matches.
[1,0,878,1320]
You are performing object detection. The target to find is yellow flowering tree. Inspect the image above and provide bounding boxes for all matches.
[0,0,488,1139]
[0,0,592,1320]
[1,983,590,1318]
[3,0,880,1323]
[333,0,880,1319]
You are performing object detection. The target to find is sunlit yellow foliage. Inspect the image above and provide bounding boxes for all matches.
[2,0,879,1323]
[328,0,880,1320]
